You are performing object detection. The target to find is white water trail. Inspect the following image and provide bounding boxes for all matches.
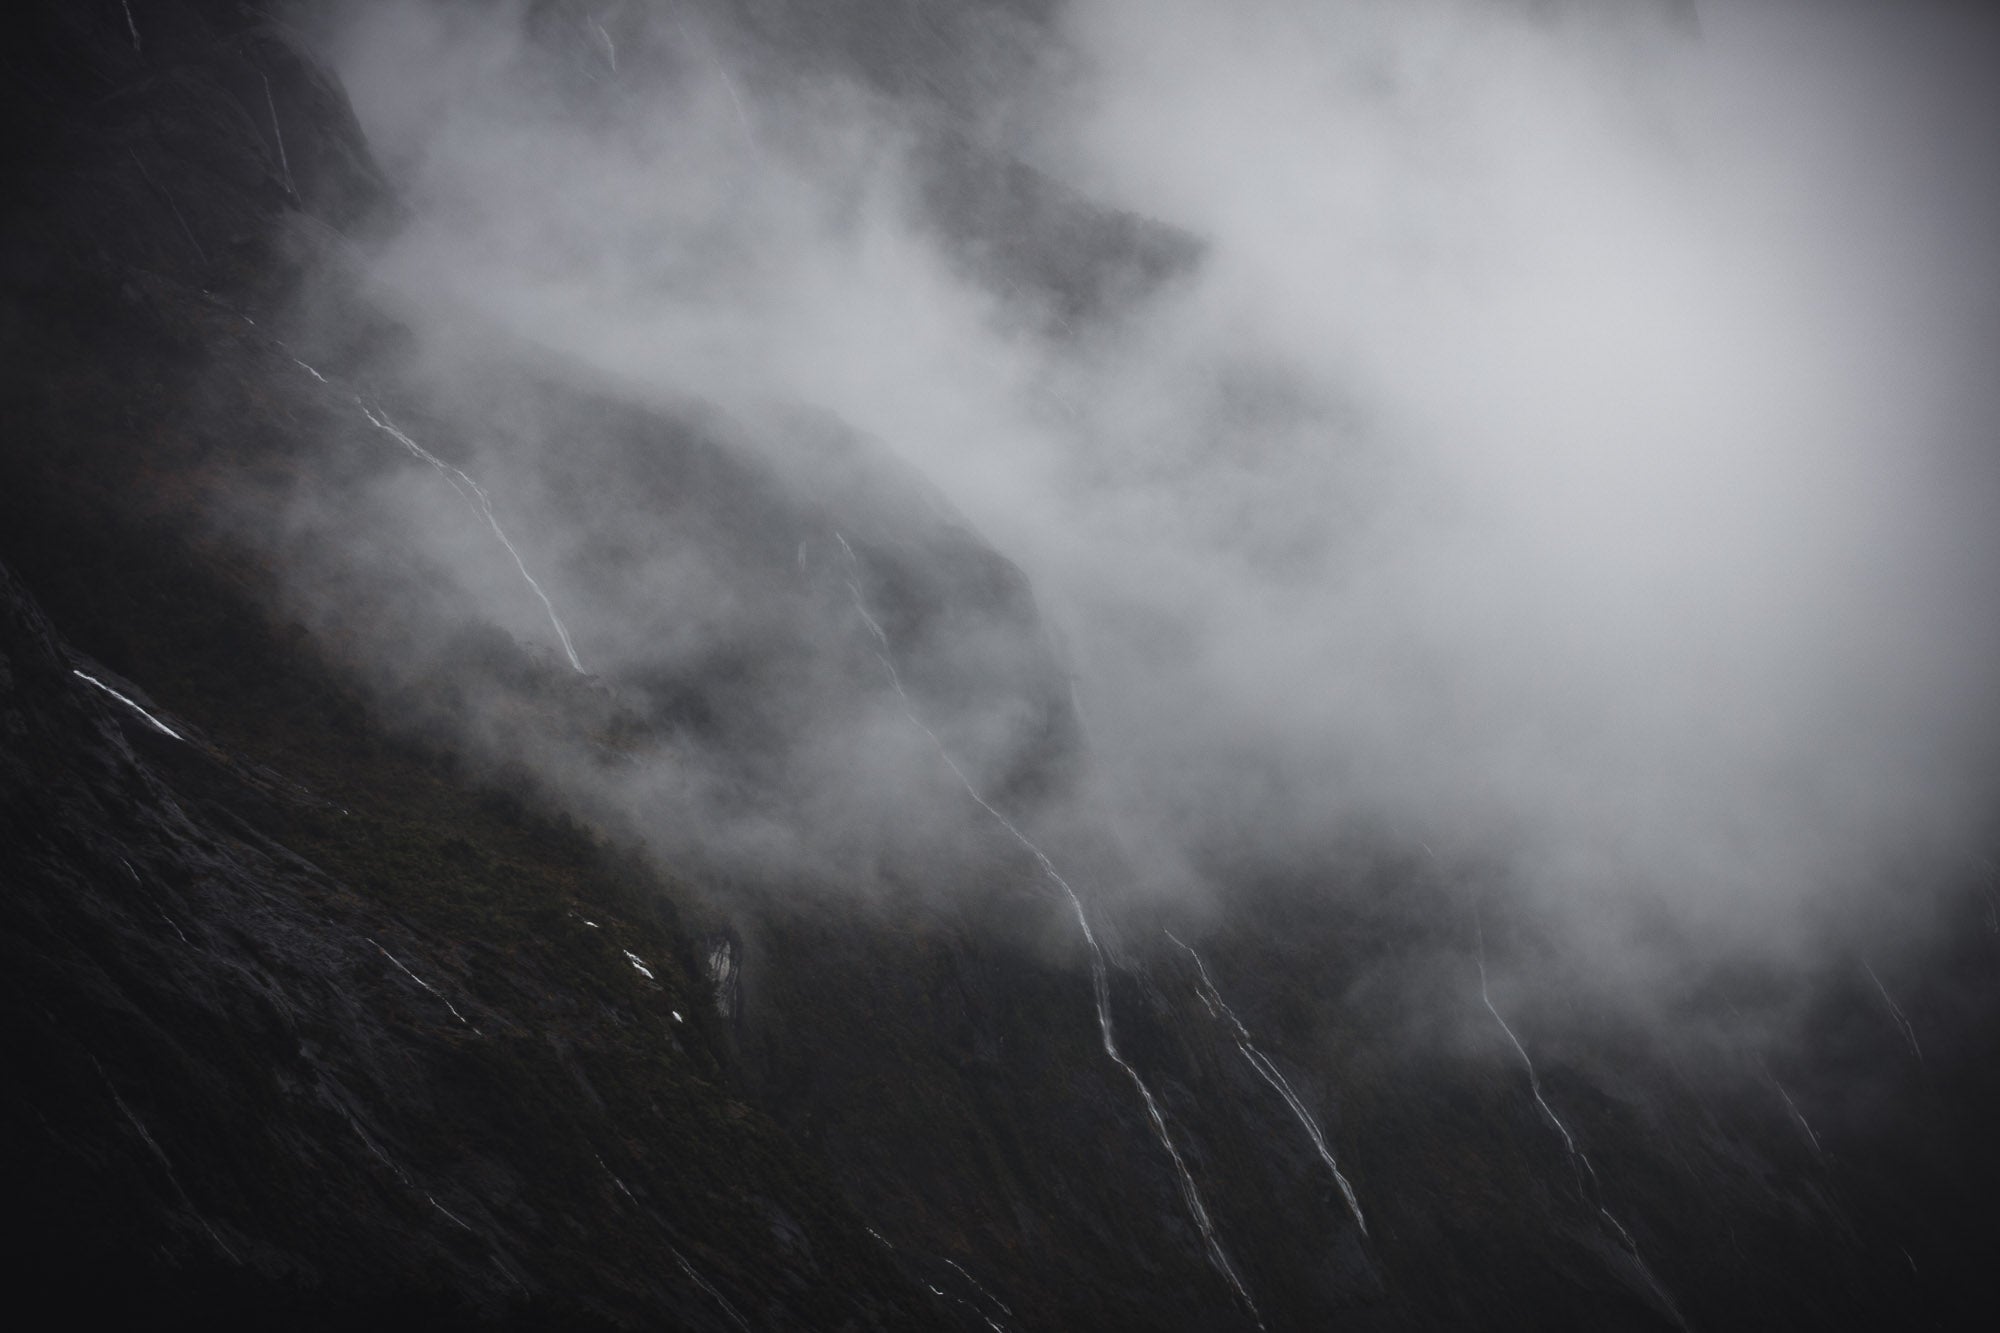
[706,939,738,1016]
[1599,1206,1690,1330]
[261,73,299,202]
[427,1193,476,1232]
[120,858,192,943]
[599,1153,750,1327]
[592,19,617,72]
[121,0,141,52]
[97,1061,239,1262]
[1765,1069,1824,1158]
[73,669,183,740]
[367,937,479,1032]
[622,949,655,979]
[1165,930,1368,1236]
[669,1246,751,1331]
[125,147,207,267]
[1862,960,1923,1063]
[941,1256,1017,1323]
[671,6,757,152]
[331,1094,412,1185]
[596,1155,638,1201]
[866,1196,1012,1330]
[1473,903,1596,1191]
[834,532,1262,1327]
[1472,906,1689,1328]
[357,399,585,671]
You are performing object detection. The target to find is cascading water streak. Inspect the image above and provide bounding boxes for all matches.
[670,9,756,151]
[1862,961,1923,1063]
[426,1194,475,1232]
[261,73,298,202]
[1597,1206,1688,1329]
[1472,903,1688,1329]
[833,532,1262,1328]
[367,937,479,1033]
[599,1157,753,1330]
[1165,930,1368,1236]
[97,1059,238,1261]
[1773,1077,1824,1157]
[72,668,183,740]
[864,1225,1012,1332]
[127,147,207,266]
[941,1257,1016,1324]
[357,400,585,672]
[1473,903,1595,1190]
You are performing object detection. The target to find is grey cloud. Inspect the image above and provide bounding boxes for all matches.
[274,0,2000,989]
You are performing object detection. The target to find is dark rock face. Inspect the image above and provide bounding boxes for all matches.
[0,565,930,1329]
[4,3,1998,1331]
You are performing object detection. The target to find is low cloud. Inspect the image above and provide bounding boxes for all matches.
[283,0,2000,982]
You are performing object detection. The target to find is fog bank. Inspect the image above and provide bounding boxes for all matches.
[298,0,2000,971]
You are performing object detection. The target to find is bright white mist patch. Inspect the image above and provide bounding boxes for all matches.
[314,0,2000,961]
[1019,0,2000,936]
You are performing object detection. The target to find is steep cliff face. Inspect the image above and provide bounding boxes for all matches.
[0,4,979,1326]
[0,561,937,1330]
[4,3,1998,1331]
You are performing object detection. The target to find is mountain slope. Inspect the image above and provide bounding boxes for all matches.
[4,3,1997,1330]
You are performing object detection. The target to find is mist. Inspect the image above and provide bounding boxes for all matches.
[281,0,2000,985]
